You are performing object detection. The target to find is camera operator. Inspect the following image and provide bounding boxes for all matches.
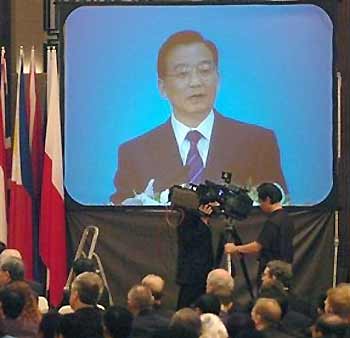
[176,203,218,309]
[224,182,295,289]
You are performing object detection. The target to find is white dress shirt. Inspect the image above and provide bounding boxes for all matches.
[171,110,214,167]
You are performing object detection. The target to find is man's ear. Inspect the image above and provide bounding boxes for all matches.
[158,78,167,98]
[70,289,79,306]
[4,271,10,284]
[255,313,262,324]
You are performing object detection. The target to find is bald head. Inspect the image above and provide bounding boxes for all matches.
[206,269,234,305]
[0,249,22,262]
[127,284,154,315]
[170,308,202,337]
[252,298,282,330]
[141,274,165,304]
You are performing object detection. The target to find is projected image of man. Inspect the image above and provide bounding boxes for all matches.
[111,30,287,204]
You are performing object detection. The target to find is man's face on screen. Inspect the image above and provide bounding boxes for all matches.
[159,42,218,126]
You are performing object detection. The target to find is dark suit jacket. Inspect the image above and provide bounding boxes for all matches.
[130,309,170,338]
[111,111,287,204]
[176,211,213,285]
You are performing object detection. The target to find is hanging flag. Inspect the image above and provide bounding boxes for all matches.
[1,47,11,182]
[27,47,43,199]
[9,47,34,279]
[27,47,44,283]
[0,47,8,243]
[40,47,67,306]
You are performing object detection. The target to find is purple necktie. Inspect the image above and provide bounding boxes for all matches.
[185,130,204,185]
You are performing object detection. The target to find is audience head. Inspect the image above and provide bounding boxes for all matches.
[141,274,165,306]
[6,281,41,323]
[312,313,349,338]
[170,307,202,338]
[70,272,103,310]
[38,310,62,338]
[206,269,234,306]
[72,258,97,276]
[259,279,289,318]
[263,260,293,289]
[58,311,103,338]
[0,248,22,261]
[0,285,25,319]
[103,305,133,338]
[193,294,221,315]
[251,298,282,331]
[200,313,228,338]
[0,256,24,286]
[127,284,154,316]
[325,284,350,322]
[226,312,254,338]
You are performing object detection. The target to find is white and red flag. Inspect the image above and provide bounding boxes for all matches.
[40,48,67,306]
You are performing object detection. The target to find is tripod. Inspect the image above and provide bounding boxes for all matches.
[224,217,255,300]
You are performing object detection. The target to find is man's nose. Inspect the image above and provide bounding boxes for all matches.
[188,68,202,87]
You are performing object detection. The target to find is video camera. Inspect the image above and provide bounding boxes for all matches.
[168,172,253,220]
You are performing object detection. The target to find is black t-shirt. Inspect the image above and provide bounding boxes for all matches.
[256,209,295,274]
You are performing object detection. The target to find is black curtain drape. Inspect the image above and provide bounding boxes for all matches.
[66,207,334,309]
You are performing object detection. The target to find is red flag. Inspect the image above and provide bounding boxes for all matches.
[40,48,67,306]
[0,47,8,243]
[27,47,43,199]
[9,48,34,279]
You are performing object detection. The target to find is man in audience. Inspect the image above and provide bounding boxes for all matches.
[63,272,104,338]
[312,313,349,338]
[251,297,293,338]
[103,305,133,338]
[62,257,110,308]
[325,284,350,323]
[206,268,253,335]
[261,260,293,289]
[193,294,221,316]
[0,249,43,296]
[141,274,172,317]
[259,279,313,336]
[206,269,235,316]
[263,260,313,318]
[170,307,202,338]
[0,256,24,287]
[127,284,169,338]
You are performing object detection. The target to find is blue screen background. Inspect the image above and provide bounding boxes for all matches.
[64,4,333,205]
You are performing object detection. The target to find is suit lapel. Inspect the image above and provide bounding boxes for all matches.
[152,120,188,191]
[203,112,226,182]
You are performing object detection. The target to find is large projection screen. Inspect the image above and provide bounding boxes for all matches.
[64,4,333,206]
